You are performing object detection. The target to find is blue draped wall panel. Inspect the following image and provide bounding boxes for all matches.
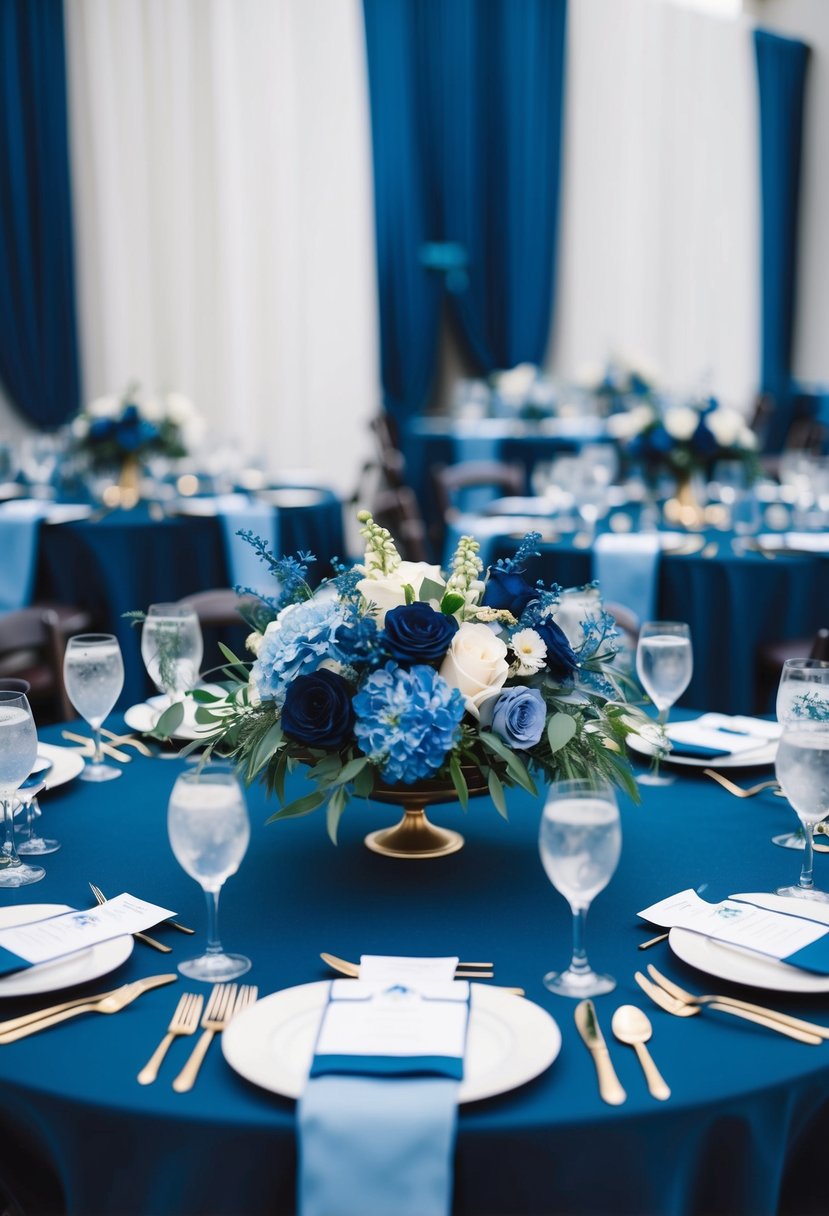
[0,0,80,429]
[363,0,567,422]
[753,28,810,453]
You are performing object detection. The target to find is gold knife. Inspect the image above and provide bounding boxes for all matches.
[0,974,177,1043]
[575,999,627,1106]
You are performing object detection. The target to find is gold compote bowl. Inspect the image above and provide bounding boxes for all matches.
[366,769,490,860]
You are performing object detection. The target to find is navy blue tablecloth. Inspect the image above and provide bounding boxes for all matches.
[0,718,828,1214]
[33,494,344,706]
[486,532,828,716]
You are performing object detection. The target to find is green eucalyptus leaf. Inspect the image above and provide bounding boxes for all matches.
[334,756,369,786]
[487,769,508,819]
[265,790,326,824]
[151,701,185,738]
[353,765,375,798]
[547,712,577,753]
[326,786,348,845]
[449,755,469,810]
[190,689,224,704]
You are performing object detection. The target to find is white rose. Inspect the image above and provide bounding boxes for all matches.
[606,404,656,440]
[139,394,163,423]
[165,392,196,425]
[356,561,443,624]
[739,425,758,451]
[439,622,509,719]
[87,395,120,419]
[663,406,699,442]
[705,407,743,449]
[493,362,538,405]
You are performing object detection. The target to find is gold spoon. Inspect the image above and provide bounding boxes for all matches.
[611,1005,671,1100]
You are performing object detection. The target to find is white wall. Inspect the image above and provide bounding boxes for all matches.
[744,0,829,384]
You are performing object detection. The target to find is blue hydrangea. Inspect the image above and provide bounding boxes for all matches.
[252,597,347,704]
[353,662,465,784]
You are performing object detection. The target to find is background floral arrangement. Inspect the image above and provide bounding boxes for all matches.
[71,384,204,470]
[606,393,758,482]
[168,514,649,843]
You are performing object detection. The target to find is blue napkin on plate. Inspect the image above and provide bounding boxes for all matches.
[0,500,49,612]
[298,976,467,1216]
[214,495,281,597]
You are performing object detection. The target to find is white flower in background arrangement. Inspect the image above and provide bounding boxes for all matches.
[705,407,746,449]
[606,403,658,440]
[86,394,121,419]
[663,406,699,442]
[491,362,539,406]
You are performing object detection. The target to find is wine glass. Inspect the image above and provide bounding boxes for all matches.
[141,604,203,706]
[538,778,621,997]
[774,721,829,902]
[772,658,829,850]
[168,763,251,981]
[63,634,125,782]
[0,689,45,885]
[635,621,693,785]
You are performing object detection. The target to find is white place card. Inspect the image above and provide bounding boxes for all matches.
[316,981,469,1062]
[358,955,459,986]
[0,893,176,975]
[638,889,829,969]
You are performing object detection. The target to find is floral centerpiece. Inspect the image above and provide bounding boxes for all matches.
[72,384,204,472]
[607,394,758,483]
[166,514,649,851]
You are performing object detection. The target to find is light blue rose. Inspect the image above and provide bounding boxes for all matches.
[490,686,546,750]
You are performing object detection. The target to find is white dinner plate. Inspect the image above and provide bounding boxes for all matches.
[669,926,829,994]
[222,981,561,1104]
[627,732,777,770]
[0,904,133,998]
[36,744,85,791]
[123,695,216,742]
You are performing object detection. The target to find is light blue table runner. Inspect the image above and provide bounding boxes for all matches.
[214,496,281,598]
[592,532,661,627]
[0,500,49,611]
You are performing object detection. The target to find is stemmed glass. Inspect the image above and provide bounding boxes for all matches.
[774,721,829,902]
[141,604,203,706]
[168,764,251,981]
[773,658,829,850]
[63,634,125,782]
[15,763,59,856]
[635,621,693,785]
[0,689,45,885]
[538,778,621,997]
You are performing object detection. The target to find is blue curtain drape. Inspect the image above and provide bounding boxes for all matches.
[0,0,80,429]
[362,0,567,423]
[753,28,810,453]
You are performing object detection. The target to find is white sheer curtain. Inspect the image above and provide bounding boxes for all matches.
[62,0,378,495]
[551,0,759,412]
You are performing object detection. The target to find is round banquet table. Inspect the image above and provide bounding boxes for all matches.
[1,718,829,1216]
[32,493,345,707]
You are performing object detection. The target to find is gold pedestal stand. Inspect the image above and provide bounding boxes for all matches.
[364,773,489,860]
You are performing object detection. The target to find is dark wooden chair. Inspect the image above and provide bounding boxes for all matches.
[369,485,430,563]
[756,628,829,713]
[0,604,92,722]
[432,460,526,522]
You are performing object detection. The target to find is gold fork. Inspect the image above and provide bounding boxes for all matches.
[172,983,258,1092]
[703,770,780,798]
[137,992,204,1085]
[0,977,178,1044]
[634,970,821,1044]
[88,882,172,953]
[646,964,829,1040]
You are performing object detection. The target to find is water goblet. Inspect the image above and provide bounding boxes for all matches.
[539,778,621,997]
[16,764,59,856]
[63,634,125,782]
[0,689,45,885]
[141,604,203,706]
[774,722,829,902]
[772,658,829,850]
[168,764,251,982]
[635,621,693,785]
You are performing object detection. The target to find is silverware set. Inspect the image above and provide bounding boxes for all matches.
[88,882,195,951]
[0,974,177,1043]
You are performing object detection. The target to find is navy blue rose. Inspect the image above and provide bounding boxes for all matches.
[483,567,537,617]
[535,616,578,679]
[381,603,458,665]
[281,669,354,749]
[490,686,546,750]
[692,417,718,457]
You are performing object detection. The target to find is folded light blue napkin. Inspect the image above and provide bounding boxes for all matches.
[215,495,281,597]
[298,977,467,1216]
[0,500,49,612]
[592,532,661,628]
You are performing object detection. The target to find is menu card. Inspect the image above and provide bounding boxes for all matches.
[666,714,781,758]
[0,894,175,976]
[639,889,829,974]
